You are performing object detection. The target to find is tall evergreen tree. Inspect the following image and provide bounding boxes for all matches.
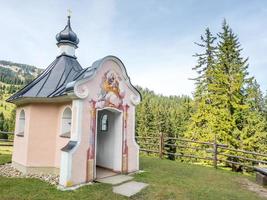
[192,28,217,100]
[0,112,7,140]
[187,20,267,170]
[186,28,218,143]
[214,20,249,149]
[241,79,267,153]
[263,92,267,122]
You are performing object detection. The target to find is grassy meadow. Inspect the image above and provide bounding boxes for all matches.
[0,147,265,200]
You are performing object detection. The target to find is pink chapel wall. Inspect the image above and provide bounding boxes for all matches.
[13,102,71,170]
[12,105,31,166]
[69,100,91,185]
[126,106,139,172]
[68,58,140,184]
[54,104,72,167]
[26,104,58,166]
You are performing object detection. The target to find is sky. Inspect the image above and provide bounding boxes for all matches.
[0,0,266,96]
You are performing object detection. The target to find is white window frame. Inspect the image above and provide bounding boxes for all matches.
[60,107,72,138]
[17,109,25,137]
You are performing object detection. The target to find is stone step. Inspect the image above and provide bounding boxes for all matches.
[96,174,133,185]
[113,181,149,197]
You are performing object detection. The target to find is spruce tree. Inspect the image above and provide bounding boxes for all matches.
[192,28,217,100]
[0,112,7,140]
[214,20,249,150]
[241,78,267,153]
[187,20,267,170]
[186,27,218,143]
[263,92,267,122]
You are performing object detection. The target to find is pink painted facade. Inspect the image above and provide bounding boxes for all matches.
[65,58,141,186]
[11,56,141,187]
[9,17,141,188]
[12,103,71,170]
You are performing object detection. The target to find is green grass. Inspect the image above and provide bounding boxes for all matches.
[0,141,12,164]
[0,154,11,165]
[0,142,13,153]
[0,155,264,200]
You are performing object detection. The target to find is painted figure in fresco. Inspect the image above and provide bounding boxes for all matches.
[96,70,125,108]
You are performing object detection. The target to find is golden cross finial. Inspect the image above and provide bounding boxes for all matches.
[67,9,72,18]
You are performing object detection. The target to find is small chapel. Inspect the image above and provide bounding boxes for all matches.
[7,15,141,187]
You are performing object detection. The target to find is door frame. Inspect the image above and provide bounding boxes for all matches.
[94,107,123,179]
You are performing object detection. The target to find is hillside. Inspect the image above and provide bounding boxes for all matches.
[0,60,42,132]
[0,60,42,85]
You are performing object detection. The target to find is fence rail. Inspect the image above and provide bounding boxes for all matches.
[136,133,267,170]
[1,131,267,171]
[0,131,14,144]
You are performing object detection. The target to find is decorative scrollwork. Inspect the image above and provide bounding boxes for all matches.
[74,84,89,99]
[130,94,140,105]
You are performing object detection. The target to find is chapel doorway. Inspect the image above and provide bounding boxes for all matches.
[95,108,123,179]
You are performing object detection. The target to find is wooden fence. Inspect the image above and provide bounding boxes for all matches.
[1,131,267,170]
[136,133,267,170]
[0,131,14,146]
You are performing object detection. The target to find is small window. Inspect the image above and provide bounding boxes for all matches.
[17,109,25,136]
[100,114,108,131]
[60,107,72,138]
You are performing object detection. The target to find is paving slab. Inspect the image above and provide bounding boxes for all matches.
[96,174,133,185]
[113,181,149,197]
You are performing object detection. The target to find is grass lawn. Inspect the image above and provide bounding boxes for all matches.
[0,141,12,165]
[0,154,264,200]
[0,154,11,165]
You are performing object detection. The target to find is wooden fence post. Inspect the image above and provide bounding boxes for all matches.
[213,135,218,169]
[159,132,164,159]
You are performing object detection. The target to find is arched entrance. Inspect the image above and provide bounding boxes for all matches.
[95,107,123,179]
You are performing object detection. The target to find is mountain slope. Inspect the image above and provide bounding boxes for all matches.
[0,60,42,85]
[0,60,42,131]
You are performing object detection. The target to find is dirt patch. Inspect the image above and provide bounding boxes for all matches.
[237,177,267,199]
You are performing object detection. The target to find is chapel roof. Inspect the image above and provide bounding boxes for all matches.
[7,54,86,102]
[7,16,140,104]
[7,16,85,103]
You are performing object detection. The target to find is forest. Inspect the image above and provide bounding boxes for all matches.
[135,20,267,165]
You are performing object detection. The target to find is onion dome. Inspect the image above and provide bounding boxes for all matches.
[56,16,79,47]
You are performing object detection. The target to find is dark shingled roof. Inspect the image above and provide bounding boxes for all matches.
[7,54,87,102]
[7,55,142,104]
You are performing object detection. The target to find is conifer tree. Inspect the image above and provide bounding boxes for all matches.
[0,112,7,140]
[192,28,217,100]
[214,20,249,149]
[241,78,267,153]
[186,27,218,143]
[263,92,267,122]
[187,20,267,169]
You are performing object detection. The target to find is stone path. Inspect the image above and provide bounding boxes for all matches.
[238,178,267,199]
[96,174,148,197]
[113,181,149,197]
